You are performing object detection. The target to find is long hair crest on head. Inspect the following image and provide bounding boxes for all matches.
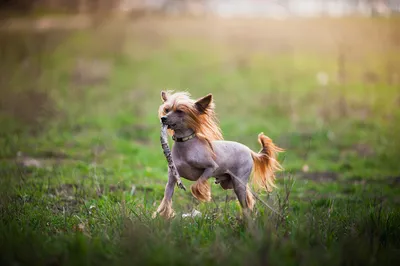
[159,90,223,142]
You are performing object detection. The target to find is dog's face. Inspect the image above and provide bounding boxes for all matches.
[158,91,212,131]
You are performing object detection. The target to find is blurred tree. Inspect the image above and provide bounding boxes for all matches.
[0,0,34,12]
[0,0,120,13]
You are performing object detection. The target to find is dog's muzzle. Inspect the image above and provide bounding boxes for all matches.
[161,116,167,124]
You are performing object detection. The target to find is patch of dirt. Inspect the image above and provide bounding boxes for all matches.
[5,151,84,170]
[49,183,79,197]
[352,143,375,157]
[346,176,400,187]
[300,171,339,182]
[298,172,400,187]
[47,184,82,211]
[37,150,70,159]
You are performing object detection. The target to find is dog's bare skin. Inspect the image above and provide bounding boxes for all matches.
[153,91,283,219]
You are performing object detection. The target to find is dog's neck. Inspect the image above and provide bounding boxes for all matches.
[173,128,195,139]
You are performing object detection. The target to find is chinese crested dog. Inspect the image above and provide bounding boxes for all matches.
[154,91,284,218]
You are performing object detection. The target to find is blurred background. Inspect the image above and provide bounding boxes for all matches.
[1,0,400,194]
[0,0,399,17]
[0,1,400,265]
[0,0,399,196]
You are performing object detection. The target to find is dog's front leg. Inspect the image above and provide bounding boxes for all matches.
[191,163,218,202]
[153,169,176,219]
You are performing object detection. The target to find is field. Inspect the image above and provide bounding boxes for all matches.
[1,15,400,265]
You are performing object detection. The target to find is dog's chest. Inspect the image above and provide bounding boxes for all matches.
[172,143,203,181]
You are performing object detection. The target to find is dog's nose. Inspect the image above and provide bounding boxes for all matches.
[161,116,167,123]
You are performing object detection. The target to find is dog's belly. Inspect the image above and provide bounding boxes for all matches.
[215,174,233,190]
[175,161,203,181]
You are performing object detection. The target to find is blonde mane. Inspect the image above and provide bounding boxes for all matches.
[159,91,223,150]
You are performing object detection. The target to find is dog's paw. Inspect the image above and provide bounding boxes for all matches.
[177,182,187,191]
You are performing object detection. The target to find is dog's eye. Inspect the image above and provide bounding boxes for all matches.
[164,108,170,113]
[176,109,183,114]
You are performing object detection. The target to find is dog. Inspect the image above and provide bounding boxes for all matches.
[154,91,284,218]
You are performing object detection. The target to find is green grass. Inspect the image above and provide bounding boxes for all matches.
[1,16,400,266]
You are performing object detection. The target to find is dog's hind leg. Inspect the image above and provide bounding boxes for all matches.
[230,169,255,214]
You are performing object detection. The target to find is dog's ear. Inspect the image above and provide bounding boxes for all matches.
[161,91,168,102]
[195,94,212,113]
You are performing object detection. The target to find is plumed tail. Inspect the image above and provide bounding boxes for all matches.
[251,133,284,192]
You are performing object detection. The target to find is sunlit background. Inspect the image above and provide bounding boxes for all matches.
[0,1,399,265]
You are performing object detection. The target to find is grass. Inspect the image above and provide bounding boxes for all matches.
[1,15,400,265]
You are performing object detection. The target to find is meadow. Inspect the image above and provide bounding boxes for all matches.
[0,15,400,265]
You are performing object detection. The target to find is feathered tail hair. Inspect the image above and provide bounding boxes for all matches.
[251,133,284,192]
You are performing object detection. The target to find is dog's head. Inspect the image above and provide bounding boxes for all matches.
[158,90,212,131]
[158,90,222,140]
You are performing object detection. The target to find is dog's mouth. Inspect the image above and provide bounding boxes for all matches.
[167,123,176,129]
